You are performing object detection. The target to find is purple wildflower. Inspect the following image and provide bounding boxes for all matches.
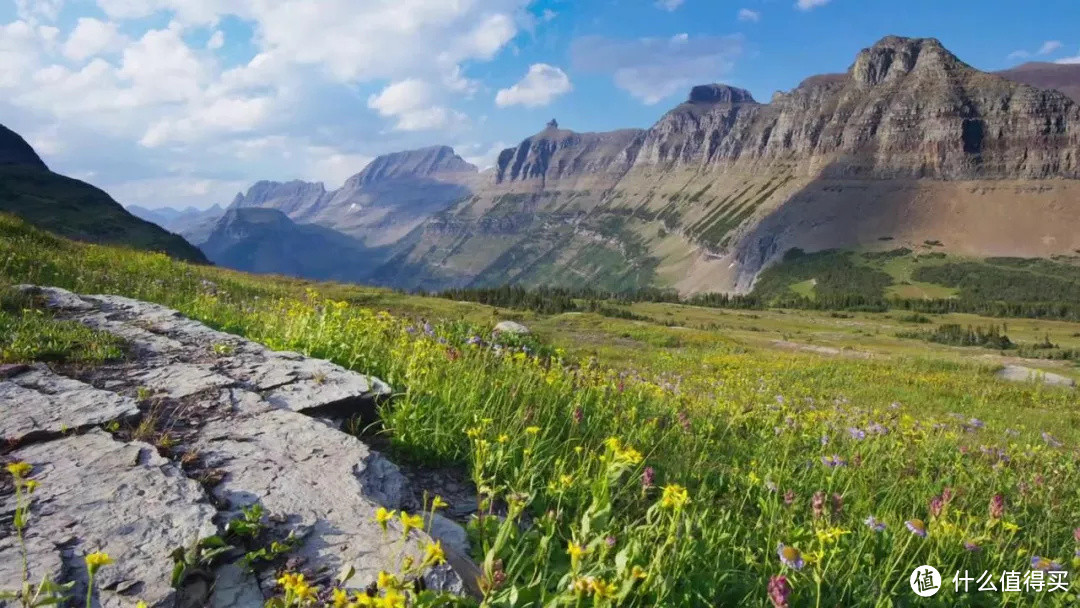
[864,516,886,532]
[905,519,928,538]
[847,427,866,441]
[968,418,985,429]
[989,494,1005,520]
[831,493,844,518]
[466,335,482,346]
[572,407,583,425]
[1031,556,1063,571]
[641,467,655,490]
[867,422,889,435]
[767,575,791,608]
[1042,432,1063,448]
[929,496,944,518]
[964,541,981,552]
[1074,527,1080,543]
[783,490,795,507]
[605,535,617,548]
[811,491,826,520]
[821,455,846,469]
[820,435,829,446]
[776,544,804,570]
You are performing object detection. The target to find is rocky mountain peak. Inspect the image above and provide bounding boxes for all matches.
[850,36,961,87]
[347,145,477,188]
[687,84,756,104]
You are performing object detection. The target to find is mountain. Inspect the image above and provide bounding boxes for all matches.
[0,123,208,263]
[127,204,225,246]
[228,146,478,248]
[997,61,1080,103]
[375,36,1080,294]
[200,207,377,281]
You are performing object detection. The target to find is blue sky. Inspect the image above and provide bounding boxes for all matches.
[1,0,1078,209]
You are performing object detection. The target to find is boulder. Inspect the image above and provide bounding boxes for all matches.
[996,365,1076,388]
[493,320,530,335]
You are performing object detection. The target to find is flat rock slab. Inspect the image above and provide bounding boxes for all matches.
[0,430,218,608]
[194,409,458,592]
[18,286,391,416]
[996,365,1077,388]
[0,364,140,445]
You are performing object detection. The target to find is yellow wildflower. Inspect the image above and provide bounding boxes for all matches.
[525,426,541,435]
[332,588,349,608]
[815,527,851,545]
[400,512,424,534]
[431,496,449,510]
[378,589,406,608]
[570,577,593,596]
[84,552,113,574]
[660,484,690,510]
[375,507,396,531]
[497,434,510,444]
[352,592,376,607]
[377,571,399,590]
[591,578,617,598]
[630,565,647,580]
[1002,521,1021,534]
[5,462,31,478]
[567,541,589,567]
[424,540,446,565]
[24,479,39,493]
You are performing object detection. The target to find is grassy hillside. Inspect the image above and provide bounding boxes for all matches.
[0,165,207,263]
[2,214,1078,607]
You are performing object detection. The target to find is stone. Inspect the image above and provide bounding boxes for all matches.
[0,430,218,608]
[193,410,462,592]
[996,365,1076,388]
[0,364,140,444]
[424,513,471,558]
[493,321,530,335]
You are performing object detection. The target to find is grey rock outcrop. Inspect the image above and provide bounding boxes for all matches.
[0,286,473,606]
[996,365,1076,388]
[493,321,530,335]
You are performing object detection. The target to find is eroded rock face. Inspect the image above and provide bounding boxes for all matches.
[0,286,473,605]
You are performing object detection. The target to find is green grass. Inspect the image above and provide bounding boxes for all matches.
[0,284,125,364]
[3,213,1080,607]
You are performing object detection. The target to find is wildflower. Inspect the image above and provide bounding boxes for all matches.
[964,541,981,552]
[376,571,399,590]
[905,519,928,538]
[767,574,792,608]
[777,544,804,570]
[847,427,866,441]
[567,542,589,567]
[867,422,889,435]
[831,493,844,517]
[783,489,795,507]
[1041,432,1063,448]
[525,426,540,435]
[375,507,396,531]
[466,336,482,346]
[1001,521,1020,534]
[820,435,829,446]
[424,540,446,565]
[431,496,449,510]
[929,496,944,518]
[660,484,690,509]
[641,466,656,489]
[497,434,509,444]
[1074,527,1080,543]
[570,577,593,596]
[84,552,113,574]
[399,512,423,534]
[6,462,32,478]
[591,578,617,598]
[968,418,985,430]
[332,588,349,608]
[24,479,39,493]
[765,480,778,493]
[864,516,886,532]
[604,535,617,548]
[572,407,584,424]
[811,491,826,520]
[379,589,406,608]
[630,565,647,580]
[989,494,1005,519]
[821,455,846,469]
[1031,556,1063,571]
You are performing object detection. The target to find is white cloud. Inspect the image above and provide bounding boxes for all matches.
[304,147,372,188]
[495,64,572,108]
[206,30,225,50]
[655,0,685,10]
[1007,49,1031,61]
[1038,40,1063,55]
[1056,52,1080,65]
[572,33,743,105]
[63,18,125,62]
[15,0,65,22]
[458,141,507,170]
[795,0,831,10]
[367,79,466,132]
[737,8,761,22]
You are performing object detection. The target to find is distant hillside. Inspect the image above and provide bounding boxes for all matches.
[0,123,208,263]
[997,61,1080,102]
[128,204,225,246]
[200,207,379,281]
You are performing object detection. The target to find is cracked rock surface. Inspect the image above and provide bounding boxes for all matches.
[0,286,472,606]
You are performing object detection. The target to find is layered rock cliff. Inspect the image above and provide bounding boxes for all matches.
[382,36,1080,293]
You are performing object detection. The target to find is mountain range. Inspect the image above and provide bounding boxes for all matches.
[4,35,1079,295]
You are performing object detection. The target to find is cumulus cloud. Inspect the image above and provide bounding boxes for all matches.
[572,33,743,105]
[367,79,467,132]
[1038,40,1063,55]
[737,8,761,22]
[1056,51,1080,65]
[1008,40,1067,62]
[0,0,532,208]
[795,0,831,10]
[495,64,572,108]
[62,18,125,62]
